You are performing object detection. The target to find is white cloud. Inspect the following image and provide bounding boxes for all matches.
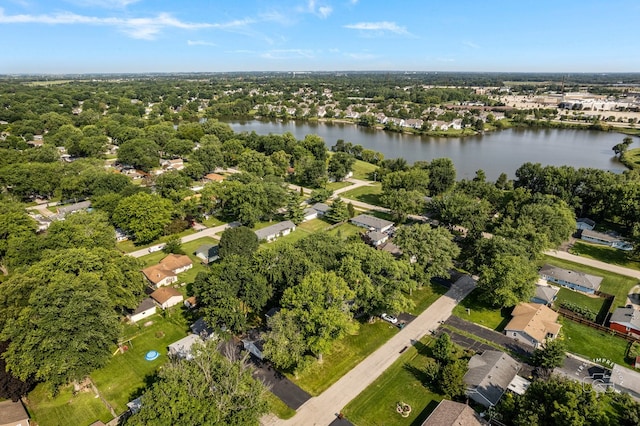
[344,21,408,35]
[187,40,216,47]
[0,8,213,39]
[463,41,480,49]
[300,0,332,18]
[345,52,376,60]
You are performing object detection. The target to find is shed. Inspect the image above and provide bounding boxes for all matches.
[129,298,157,323]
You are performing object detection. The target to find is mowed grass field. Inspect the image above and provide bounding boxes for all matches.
[570,241,640,272]
[342,337,443,426]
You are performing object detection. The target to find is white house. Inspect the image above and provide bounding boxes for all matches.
[576,218,596,231]
[350,214,394,233]
[581,229,633,251]
[254,220,296,242]
[129,298,157,323]
[168,334,203,360]
[503,303,561,348]
[151,287,184,309]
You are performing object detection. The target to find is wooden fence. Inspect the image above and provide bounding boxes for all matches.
[556,307,639,343]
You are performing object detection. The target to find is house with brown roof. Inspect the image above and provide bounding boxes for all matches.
[204,173,225,182]
[159,254,193,274]
[0,399,30,426]
[150,287,184,309]
[421,400,485,426]
[141,254,192,287]
[504,303,561,348]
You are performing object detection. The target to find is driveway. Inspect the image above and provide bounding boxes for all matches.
[262,275,476,426]
[250,359,312,410]
[444,316,532,358]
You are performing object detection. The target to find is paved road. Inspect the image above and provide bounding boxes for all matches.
[262,276,476,426]
[127,223,236,258]
[544,249,640,280]
[331,178,371,197]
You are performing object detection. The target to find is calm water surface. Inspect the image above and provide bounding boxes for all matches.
[226,120,634,180]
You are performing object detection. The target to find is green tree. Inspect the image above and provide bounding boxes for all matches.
[439,360,467,399]
[327,152,356,182]
[496,376,607,426]
[309,188,332,203]
[532,339,566,372]
[394,224,460,284]
[1,273,120,390]
[112,192,174,244]
[162,235,184,255]
[43,211,115,252]
[285,191,305,225]
[126,340,268,426]
[218,226,259,259]
[427,158,456,195]
[117,138,160,171]
[432,332,454,363]
[325,198,350,223]
[276,271,356,363]
[478,254,537,307]
[262,312,307,371]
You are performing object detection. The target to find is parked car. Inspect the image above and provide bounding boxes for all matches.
[381,313,398,324]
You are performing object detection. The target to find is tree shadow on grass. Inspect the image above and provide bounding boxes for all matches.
[410,399,440,426]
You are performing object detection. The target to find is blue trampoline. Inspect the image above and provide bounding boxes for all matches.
[145,350,160,361]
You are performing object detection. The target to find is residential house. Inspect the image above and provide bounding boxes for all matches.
[142,264,177,287]
[580,229,633,251]
[255,220,296,242]
[56,200,91,217]
[184,296,197,309]
[403,118,424,129]
[531,281,560,306]
[350,214,394,233]
[150,287,184,309]
[503,303,561,348]
[302,202,330,222]
[464,350,521,407]
[610,307,640,337]
[421,400,485,426]
[0,399,30,426]
[539,264,603,294]
[203,173,225,183]
[431,121,450,131]
[194,244,219,264]
[161,158,184,171]
[190,318,215,340]
[129,298,157,323]
[168,334,203,360]
[450,119,463,130]
[127,398,142,415]
[365,230,389,247]
[160,254,193,274]
[576,218,596,231]
[242,339,265,361]
[115,228,129,242]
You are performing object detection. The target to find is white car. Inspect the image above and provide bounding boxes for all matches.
[381,313,398,324]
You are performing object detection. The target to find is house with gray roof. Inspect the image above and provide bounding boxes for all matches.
[539,264,603,294]
[56,200,91,217]
[168,334,202,360]
[531,282,560,306]
[610,307,640,337]
[365,230,389,247]
[194,243,219,264]
[576,218,596,231]
[0,399,30,426]
[303,202,331,222]
[254,220,296,242]
[350,214,394,233]
[464,350,521,407]
[581,229,633,251]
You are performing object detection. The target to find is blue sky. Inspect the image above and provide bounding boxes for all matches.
[1,0,638,74]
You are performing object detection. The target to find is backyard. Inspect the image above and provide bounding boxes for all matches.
[342,336,443,426]
[452,289,510,331]
[341,183,383,206]
[561,319,631,367]
[542,255,638,313]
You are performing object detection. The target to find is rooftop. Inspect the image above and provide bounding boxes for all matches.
[159,254,193,271]
[350,213,394,230]
[464,350,520,407]
[504,303,561,343]
[421,399,485,426]
[132,297,156,315]
[150,286,182,304]
[539,264,603,291]
[141,264,175,285]
[610,307,640,330]
[0,400,29,425]
[581,229,622,243]
[254,220,296,240]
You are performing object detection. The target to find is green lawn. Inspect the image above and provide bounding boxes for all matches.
[202,216,226,227]
[542,255,638,313]
[452,289,511,331]
[569,241,640,272]
[27,383,114,426]
[342,336,443,426]
[561,318,631,367]
[117,228,198,253]
[326,181,353,191]
[621,147,640,171]
[341,183,383,206]
[351,159,378,180]
[91,313,190,413]
[326,223,364,240]
[266,392,296,420]
[555,288,606,314]
[290,321,397,396]
[297,218,332,233]
[408,283,448,316]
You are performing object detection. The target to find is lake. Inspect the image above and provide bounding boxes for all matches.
[225,120,635,180]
